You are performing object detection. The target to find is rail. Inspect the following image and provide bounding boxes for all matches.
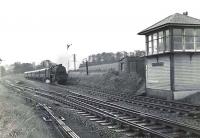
[4,81,200,137]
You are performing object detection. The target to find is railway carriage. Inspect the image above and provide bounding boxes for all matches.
[24,64,67,84]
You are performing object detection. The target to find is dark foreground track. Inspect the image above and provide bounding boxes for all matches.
[3,80,200,138]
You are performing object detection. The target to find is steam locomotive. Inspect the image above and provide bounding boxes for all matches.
[24,64,67,84]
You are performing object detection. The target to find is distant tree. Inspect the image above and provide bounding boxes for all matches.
[122,51,128,57]
[13,62,34,73]
[89,54,95,63]
[129,52,135,56]
[109,53,115,62]
[135,50,145,57]
[13,62,22,73]
[101,52,106,63]
[32,62,36,69]
[21,63,34,72]
[102,52,115,63]
[35,64,43,69]
[96,54,102,64]
[116,52,124,61]
[0,66,6,76]
[36,60,56,69]
[88,55,93,63]
[79,50,144,68]
[79,61,85,68]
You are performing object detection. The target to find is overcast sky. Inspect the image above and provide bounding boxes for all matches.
[0,0,199,68]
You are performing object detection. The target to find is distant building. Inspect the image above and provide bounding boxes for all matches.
[138,12,200,100]
[119,56,145,78]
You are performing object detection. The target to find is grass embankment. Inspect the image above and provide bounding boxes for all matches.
[179,92,200,105]
[69,70,144,95]
[0,84,54,138]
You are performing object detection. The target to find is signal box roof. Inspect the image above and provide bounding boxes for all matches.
[138,13,200,35]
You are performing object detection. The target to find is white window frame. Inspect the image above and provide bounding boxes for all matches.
[158,31,164,53]
[164,30,170,52]
[195,29,200,51]
[184,28,195,51]
[147,35,153,55]
[153,33,158,54]
[173,29,184,52]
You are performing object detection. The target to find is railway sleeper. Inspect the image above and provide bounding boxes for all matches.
[113,112,128,117]
[100,122,113,126]
[95,120,107,123]
[172,130,188,138]
[159,108,167,111]
[167,109,175,113]
[161,127,192,137]
[188,111,200,118]
[159,127,174,133]
[123,117,141,122]
[114,127,129,133]
[107,124,120,129]
[80,113,91,116]
[126,128,147,137]
[124,131,140,137]
[118,116,131,119]
[148,124,167,130]
[175,111,185,116]
[84,115,96,118]
[89,117,102,121]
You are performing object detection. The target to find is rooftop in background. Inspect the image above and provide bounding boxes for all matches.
[138,12,200,35]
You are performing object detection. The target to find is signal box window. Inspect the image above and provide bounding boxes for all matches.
[196,29,200,50]
[185,29,194,50]
[173,29,183,50]
[153,33,158,54]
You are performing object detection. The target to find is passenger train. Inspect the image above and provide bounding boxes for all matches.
[24,64,67,84]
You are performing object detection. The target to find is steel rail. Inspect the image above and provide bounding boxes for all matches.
[7,82,200,137]
[8,82,200,135]
[67,94,200,136]
[59,85,200,115]
[65,84,200,109]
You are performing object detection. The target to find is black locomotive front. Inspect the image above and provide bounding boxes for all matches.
[50,64,68,84]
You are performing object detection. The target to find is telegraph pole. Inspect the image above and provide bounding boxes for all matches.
[67,61,70,71]
[85,59,88,75]
[66,43,72,72]
[73,54,76,70]
[0,58,2,77]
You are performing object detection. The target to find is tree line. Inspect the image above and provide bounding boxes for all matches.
[79,50,145,67]
[4,60,56,75]
[0,50,145,75]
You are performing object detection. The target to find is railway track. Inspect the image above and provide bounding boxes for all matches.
[13,78,200,116]
[41,103,80,138]
[4,81,200,138]
[58,84,200,116]
[15,81,198,116]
